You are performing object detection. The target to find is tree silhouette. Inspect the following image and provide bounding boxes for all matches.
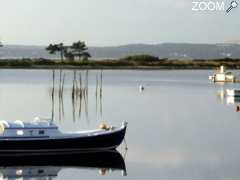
[0,41,3,47]
[71,41,91,61]
[46,41,91,62]
[81,51,91,61]
[58,43,65,61]
[64,49,74,61]
[46,43,65,61]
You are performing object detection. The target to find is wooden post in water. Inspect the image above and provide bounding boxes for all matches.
[100,70,103,119]
[61,73,65,118]
[78,72,82,119]
[72,72,76,122]
[96,73,99,118]
[58,70,62,121]
[85,70,89,122]
[51,70,55,123]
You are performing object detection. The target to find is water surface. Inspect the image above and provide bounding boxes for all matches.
[0,69,240,179]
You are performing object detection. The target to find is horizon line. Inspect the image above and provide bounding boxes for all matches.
[1,42,240,47]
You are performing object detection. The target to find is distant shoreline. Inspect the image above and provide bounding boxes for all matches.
[0,65,230,70]
[0,66,218,70]
[0,58,239,70]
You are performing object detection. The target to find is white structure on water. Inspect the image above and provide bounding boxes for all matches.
[226,89,240,97]
[209,65,235,82]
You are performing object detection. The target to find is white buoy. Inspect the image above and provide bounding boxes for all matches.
[139,85,144,92]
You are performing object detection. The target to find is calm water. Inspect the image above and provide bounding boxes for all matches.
[1,69,240,179]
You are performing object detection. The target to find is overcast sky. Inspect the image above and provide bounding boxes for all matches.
[0,0,239,46]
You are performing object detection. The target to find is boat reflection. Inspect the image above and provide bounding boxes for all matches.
[226,96,240,105]
[0,150,126,179]
[217,89,240,105]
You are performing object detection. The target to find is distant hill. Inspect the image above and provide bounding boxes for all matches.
[0,43,240,59]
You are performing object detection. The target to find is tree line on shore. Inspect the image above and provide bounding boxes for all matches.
[0,40,91,62]
[45,41,91,62]
[1,41,240,69]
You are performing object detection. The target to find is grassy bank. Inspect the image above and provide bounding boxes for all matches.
[0,56,240,69]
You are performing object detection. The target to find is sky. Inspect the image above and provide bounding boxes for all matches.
[0,0,239,46]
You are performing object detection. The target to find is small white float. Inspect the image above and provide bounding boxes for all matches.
[139,85,144,92]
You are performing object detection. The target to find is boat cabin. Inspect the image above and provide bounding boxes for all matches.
[0,120,60,138]
[209,65,235,82]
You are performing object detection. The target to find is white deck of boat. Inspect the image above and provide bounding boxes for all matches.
[0,120,57,129]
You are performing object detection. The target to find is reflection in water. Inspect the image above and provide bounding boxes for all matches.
[0,150,127,179]
[58,70,65,121]
[96,71,103,121]
[4,70,240,179]
[216,89,225,104]
[51,70,55,122]
[50,70,103,122]
[226,96,240,105]
[216,88,240,112]
[217,89,240,105]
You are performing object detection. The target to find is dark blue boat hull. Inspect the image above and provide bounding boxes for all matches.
[0,126,127,153]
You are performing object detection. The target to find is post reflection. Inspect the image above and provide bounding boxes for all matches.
[50,70,104,123]
[96,70,103,121]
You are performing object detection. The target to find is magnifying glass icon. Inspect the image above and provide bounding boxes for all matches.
[226,1,238,13]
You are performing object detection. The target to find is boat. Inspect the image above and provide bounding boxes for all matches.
[209,65,235,82]
[0,119,127,153]
[226,89,240,97]
[0,150,127,177]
